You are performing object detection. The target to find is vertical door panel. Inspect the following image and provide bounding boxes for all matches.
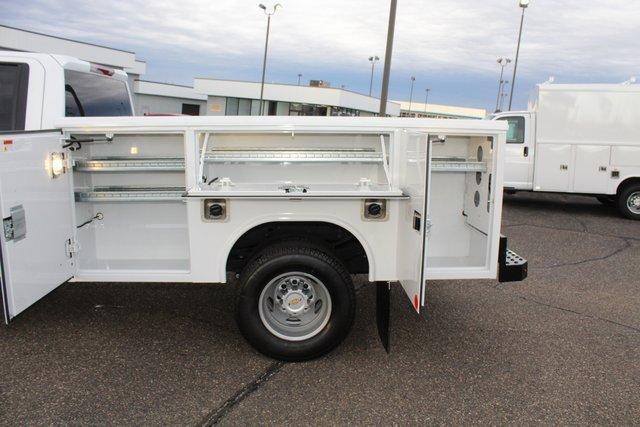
[395,132,430,313]
[0,131,76,322]
[573,145,611,194]
[533,144,573,192]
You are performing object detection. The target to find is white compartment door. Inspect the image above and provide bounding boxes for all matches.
[573,145,611,194]
[533,144,573,192]
[396,132,431,313]
[0,131,76,323]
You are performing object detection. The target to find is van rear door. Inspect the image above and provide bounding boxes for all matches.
[0,130,76,323]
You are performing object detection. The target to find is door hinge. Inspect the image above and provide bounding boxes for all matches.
[3,217,13,241]
[3,205,26,242]
[65,238,80,257]
[425,217,433,234]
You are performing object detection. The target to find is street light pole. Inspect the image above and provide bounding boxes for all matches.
[258,3,281,115]
[424,88,430,116]
[408,76,416,116]
[297,73,302,85]
[368,56,380,96]
[379,0,398,116]
[500,81,510,111]
[509,0,530,111]
[495,58,511,112]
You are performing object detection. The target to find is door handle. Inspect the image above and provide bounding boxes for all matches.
[523,147,529,157]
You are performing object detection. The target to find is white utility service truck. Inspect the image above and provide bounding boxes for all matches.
[1,52,527,360]
[494,83,640,220]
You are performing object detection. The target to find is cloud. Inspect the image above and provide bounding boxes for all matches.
[3,0,639,108]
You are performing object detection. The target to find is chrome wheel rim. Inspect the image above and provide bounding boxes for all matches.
[627,191,640,214]
[258,272,332,341]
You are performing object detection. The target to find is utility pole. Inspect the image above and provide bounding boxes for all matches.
[424,88,431,116]
[368,56,380,96]
[258,3,281,115]
[495,58,511,112]
[408,76,416,116]
[379,0,397,116]
[509,0,530,110]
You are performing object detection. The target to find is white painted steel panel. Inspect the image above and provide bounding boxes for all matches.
[395,132,429,313]
[611,146,640,167]
[0,131,76,322]
[534,144,572,192]
[573,145,611,194]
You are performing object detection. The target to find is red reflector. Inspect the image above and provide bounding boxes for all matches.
[413,294,419,310]
[90,64,115,76]
[3,139,13,145]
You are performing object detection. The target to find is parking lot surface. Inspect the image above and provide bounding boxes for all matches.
[1,192,639,425]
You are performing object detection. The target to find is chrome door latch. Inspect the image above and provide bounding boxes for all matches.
[65,238,80,258]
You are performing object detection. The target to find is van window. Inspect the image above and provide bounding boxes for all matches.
[64,70,132,117]
[498,116,525,144]
[0,63,29,131]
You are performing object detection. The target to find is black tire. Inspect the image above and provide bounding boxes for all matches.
[236,241,356,361]
[596,195,616,207]
[617,184,640,220]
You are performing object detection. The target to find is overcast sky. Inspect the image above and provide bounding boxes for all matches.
[3,0,639,110]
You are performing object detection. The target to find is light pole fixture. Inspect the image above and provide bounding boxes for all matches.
[424,88,431,115]
[495,57,512,112]
[368,55,380,96]
[509,0,531,111]
[258,3,282,115]
[297,73,302,85]
[408,76,416,116]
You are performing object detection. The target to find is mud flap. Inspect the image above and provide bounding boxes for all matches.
[498,235,528,282]
[376,281,390,353]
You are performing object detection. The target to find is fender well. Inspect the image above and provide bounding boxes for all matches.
[617,177,640,195]
[226,221,369,275]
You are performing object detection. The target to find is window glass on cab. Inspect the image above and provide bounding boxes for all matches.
[0,63,28,131]
[498,116,525,144]
[64,70,133,117]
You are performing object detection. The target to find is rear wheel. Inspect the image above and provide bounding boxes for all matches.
[617,184,640,220]
[236,241,356,361]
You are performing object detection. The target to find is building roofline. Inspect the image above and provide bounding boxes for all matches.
[136,79,195,89]
[0,23,135,54]
[194,76,400,105]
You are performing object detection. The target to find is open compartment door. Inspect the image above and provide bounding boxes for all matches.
[395,131,432,313]
[0,131,76,323]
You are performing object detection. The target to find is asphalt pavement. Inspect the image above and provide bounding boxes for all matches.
[1,192,639,425]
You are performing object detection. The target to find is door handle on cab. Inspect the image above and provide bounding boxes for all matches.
[523,147,529,157]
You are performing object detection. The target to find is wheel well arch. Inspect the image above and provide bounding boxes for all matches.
[225,221,371,275]
[616,177,640,195]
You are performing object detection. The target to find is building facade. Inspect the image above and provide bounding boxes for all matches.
[394,101,487,119]
[193,78,401,117]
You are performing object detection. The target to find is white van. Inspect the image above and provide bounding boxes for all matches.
[493,83,640,219]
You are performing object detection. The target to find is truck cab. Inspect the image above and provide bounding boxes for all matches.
[493,111,535,191]
[0,51,133,132]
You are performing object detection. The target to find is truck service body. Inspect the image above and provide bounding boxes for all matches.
[0,52,526,360]
[494,83,640,220]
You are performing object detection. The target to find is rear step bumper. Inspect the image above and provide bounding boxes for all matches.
[498,235,528,282]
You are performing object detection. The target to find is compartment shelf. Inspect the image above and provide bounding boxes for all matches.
[75,186,185,202]
[432,157,487,173]
[74,157,185,172]
[204,149,383,163]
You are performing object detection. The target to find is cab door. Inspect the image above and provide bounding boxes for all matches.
[0,131,76,323]
[396,131,432,313]
[497,114,534,190]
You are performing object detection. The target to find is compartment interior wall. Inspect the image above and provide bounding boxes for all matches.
[201,132,391,187]
[425,135,492,270]
[70,132,189,273]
